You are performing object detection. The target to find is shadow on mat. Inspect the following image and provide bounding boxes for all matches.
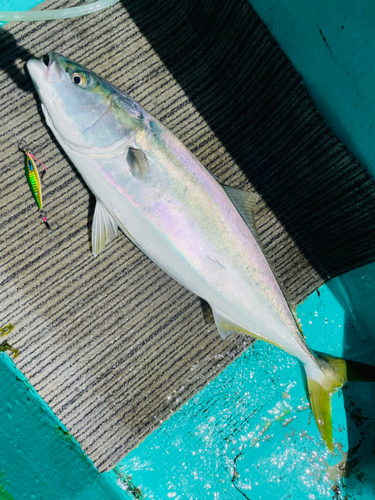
[0,30,34,92]
[121,0,375,302]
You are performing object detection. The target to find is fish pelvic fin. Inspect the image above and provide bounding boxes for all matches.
[306,355,375,450]
[92,199,118,257]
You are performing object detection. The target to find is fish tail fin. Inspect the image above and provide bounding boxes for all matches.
[306,355,375,450]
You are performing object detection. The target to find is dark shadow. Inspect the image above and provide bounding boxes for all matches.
[0,29,34,92]
[326,277,375,495]
[200,298,214,324]
[342,381,375,494]
[120,0,375,303]
[86,192,96,250]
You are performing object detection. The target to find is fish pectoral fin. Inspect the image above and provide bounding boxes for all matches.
[127,147,149,180]
[222,185,261,245]
[92,199,118,257]
[212,308,257,340]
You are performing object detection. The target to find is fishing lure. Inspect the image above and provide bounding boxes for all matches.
[20,142,53,232]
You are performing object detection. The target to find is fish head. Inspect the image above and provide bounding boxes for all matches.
[27,52,141,153]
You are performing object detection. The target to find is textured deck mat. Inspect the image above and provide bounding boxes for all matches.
[1,0,375,472]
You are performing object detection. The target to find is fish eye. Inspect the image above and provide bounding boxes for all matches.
[71,72,87,87]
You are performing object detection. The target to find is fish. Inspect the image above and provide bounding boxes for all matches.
[27,52,374,450]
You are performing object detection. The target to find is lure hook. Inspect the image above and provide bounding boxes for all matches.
[41,169,49,187]
[40,210,59,234]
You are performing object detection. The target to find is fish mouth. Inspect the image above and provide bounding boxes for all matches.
[27,57,47,86]
[46,52,64,82]
[27,52,64,86]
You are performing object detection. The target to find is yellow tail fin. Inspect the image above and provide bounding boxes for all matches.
[306,355,375,451]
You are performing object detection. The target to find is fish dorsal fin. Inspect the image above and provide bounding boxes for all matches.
[127,147,149,180]
[92,199,118,257]
[223,185,302,333]
[212,308,258,340]
[222,185,261,245]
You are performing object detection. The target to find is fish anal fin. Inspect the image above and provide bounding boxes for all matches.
[212,308,258,341]
[92,199,118,257]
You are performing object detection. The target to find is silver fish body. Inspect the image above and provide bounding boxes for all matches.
[28,53,359,449]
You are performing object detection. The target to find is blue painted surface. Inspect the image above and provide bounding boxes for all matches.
[248,0,375,179]
[114,290,375,499]
[298,271,375,367]
[0,353,132,500]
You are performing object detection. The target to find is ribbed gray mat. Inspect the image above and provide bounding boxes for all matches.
[1,0,375,472]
